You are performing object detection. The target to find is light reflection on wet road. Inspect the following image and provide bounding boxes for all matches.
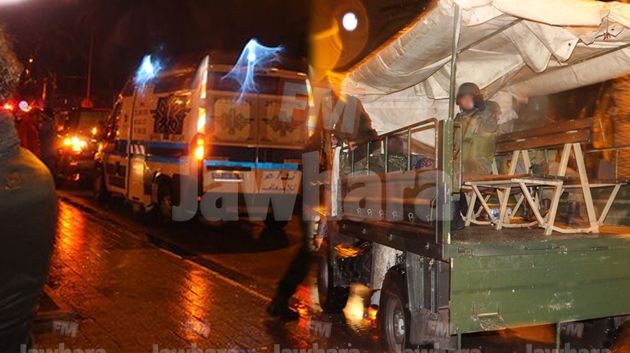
[33,191,629,353]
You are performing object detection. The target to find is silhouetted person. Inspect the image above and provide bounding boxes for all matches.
[0,31,56,353]
[15,110,41,158]
[267,94,376,320]
[38,107,57,177]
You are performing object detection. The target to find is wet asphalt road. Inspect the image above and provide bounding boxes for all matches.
[32,190,630,353]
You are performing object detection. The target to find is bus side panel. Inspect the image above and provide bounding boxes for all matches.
[257,94,308,149]
[209,92,257,144]
[127,87,193,205]
[450,238,630,335]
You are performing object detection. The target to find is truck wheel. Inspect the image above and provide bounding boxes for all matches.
[379,269,411,353]
[157,182,174,224]
[317,249,349,313]
[93,166,109,202]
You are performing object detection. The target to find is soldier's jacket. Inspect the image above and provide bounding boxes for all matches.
[454,103,498,176]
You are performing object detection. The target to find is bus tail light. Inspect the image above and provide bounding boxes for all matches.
[197,107,206,132]
[306,79,316,138]
[193,103,207,161]
[193,134,205,161]
[307,115,317,138]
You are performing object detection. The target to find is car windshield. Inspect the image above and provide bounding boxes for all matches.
[64,110,108,134]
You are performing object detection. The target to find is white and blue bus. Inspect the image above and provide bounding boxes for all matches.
[94,54,312,228]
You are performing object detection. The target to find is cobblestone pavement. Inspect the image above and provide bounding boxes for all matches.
[33,196,379,353]
[30,192,630,353]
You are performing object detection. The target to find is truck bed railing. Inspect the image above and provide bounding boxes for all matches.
[340,118,439,176]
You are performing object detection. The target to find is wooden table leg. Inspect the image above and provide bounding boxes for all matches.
[465,190,476,227]
[545,184,564,236]
[496,187,511,230]
[517,182,545,227]
[598,183,622,225]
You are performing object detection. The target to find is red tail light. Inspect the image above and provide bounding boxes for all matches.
[193,133,205,161]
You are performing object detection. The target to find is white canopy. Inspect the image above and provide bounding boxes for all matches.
[342,0,630,134]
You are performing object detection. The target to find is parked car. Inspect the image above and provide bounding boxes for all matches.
[55,108,109,187]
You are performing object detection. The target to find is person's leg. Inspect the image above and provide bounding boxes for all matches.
[267,220,314,319]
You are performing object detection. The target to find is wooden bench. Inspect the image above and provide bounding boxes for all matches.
[465,118,626,235]
[461,174,530,227]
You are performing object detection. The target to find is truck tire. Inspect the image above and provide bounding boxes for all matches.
[93,165,109,202]
[379,269,411,353]
[317,249,349,313]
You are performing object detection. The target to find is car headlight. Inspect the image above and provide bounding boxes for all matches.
[63,136,88,152]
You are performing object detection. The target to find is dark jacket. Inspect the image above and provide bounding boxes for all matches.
[0,112,56,352]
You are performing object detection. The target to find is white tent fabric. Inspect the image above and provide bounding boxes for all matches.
[342,0,630,135]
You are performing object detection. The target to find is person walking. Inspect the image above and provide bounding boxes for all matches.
[38,107,57,177]
[15,109,41,158]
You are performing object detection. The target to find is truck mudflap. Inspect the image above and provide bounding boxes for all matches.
[449,237,630,335]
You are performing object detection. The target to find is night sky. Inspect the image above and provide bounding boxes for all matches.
[0,0,310,106]
[0,0,428,108]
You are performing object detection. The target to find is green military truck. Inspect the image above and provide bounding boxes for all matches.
[317,1,630,351]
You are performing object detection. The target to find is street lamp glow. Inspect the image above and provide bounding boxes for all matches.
[342,12,358,32]
[18,100,29,112]
[0,0,27,5]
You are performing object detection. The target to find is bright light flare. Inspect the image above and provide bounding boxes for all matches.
[64,136,87,153]
[0,0,27,6]
[342,12,358,32]
[367,305,378,321]
[135,55,162,86]
[193,135,205,161]
[222,39,283,100]
[18,100,30,112]
[197,107,206,133]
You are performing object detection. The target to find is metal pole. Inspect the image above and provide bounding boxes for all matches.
[440,4,462,244]
[366,141,370,174]
[448,5,462,121]
[86,31,94,101]
[556,322,562,352]
[125,89,138,199]
[407,129,412,171]
[351,148,355,175]
[384,136,389,173]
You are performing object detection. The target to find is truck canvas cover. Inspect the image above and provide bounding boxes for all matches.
[342,0,630,135]
[340,0,630,335]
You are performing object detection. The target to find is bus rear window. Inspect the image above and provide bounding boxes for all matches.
[208,72,307,96]
[153,72,194,93]
[208,72,242,92]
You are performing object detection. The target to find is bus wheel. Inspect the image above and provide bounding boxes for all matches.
[379,269,411,353]
[157,182,174,223]
[264,217,288,229]
[93,166,109,202]
[317,246,349,313]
